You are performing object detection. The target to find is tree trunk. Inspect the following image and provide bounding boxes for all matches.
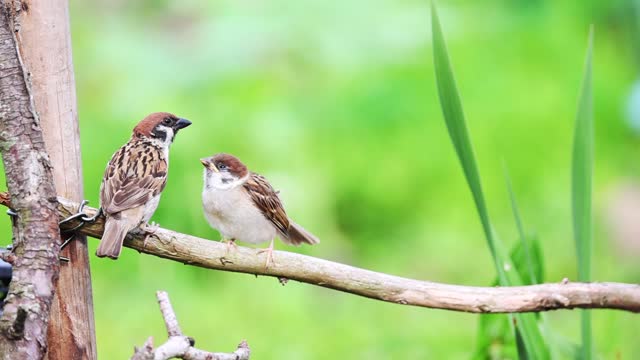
[0,1,63,358]
[12,0,97,358]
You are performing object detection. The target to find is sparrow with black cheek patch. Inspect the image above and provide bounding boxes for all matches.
[200,153,319,266]
[96,112,192,259]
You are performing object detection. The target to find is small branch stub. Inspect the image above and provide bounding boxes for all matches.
[130,291,250,360]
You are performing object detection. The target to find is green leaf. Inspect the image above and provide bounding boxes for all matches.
[504,166,543,285]
[571,26,594,360]
[502,169,581,358]
[473,236,545,359]
[509,234,544,286]
[472,313,518,360]
[515,328,529,360]
[431,4,549,359]
[542,325,582,360]
[431,1,496,266]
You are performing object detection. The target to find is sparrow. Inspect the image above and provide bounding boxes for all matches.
[200,153,319,266]
[95,112,192,259]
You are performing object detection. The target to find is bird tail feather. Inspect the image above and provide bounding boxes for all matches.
[96,219,129,259]
[284,221,320,246]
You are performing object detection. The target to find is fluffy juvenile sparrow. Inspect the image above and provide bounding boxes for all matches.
[200,153,319,266]
[96,112,192,259]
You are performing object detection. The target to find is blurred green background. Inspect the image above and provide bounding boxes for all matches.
[3,0,640,358]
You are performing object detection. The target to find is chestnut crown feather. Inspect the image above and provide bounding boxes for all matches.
[206,153,249,178]
[133,112,179,137]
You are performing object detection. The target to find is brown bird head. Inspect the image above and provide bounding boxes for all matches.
[133,112,192,142]
[200,153,249,179]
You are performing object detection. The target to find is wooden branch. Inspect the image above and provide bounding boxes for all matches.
[12,0,97,358]
[157,291,182,338]
[131,291,250,360]
[0,2,63,358]
[6,194,639,314]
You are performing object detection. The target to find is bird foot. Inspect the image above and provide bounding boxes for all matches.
[141,222,160,234]
[221,238,238,254]
[139,222,160,249]
[257,240,275,269]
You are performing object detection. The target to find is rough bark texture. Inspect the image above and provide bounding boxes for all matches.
[12,0,97,358]
[12,195,640,314]
[130,291,250,360]
[0,2,63,358]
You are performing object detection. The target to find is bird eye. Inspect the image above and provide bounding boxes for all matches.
[163,117,172,125]
[217,163,227,170]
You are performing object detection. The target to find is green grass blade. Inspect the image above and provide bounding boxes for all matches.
[504,165,539,284]
[571,26,594,360]
[509,234,544,286]
[473,236,546,359]
[472,313,518,360]
[431,4,549,359]
[430,2,497,264]
[515,329,529,360]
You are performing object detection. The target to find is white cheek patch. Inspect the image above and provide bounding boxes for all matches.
[205,170,222,189]
[206,170,242,190]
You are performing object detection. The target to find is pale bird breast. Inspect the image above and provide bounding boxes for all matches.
[203,186,257,217]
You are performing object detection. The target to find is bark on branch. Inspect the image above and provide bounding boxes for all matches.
[3,194,639,314]
[131,291,250,360]
[0,2,63,358]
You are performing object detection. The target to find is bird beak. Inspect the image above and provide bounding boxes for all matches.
[174,118,192,130]
[200,158,218,172]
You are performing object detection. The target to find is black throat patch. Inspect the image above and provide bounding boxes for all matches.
[152,126,167,142]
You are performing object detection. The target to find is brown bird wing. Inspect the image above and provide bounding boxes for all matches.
[100,141,167,215]
[243,173,290,236]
